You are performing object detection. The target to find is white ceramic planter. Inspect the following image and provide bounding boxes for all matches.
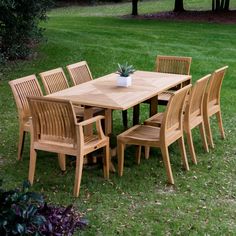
[117,76,132,87]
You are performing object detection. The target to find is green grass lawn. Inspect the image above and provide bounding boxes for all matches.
[1,0,236,234]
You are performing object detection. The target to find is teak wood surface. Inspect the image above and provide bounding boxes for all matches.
[48,70,191,135]
[27,97,110,197]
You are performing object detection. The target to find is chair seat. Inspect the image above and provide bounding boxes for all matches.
[118,125,161,143]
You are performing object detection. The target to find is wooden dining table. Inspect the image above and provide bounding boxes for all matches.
[48,70,191,135]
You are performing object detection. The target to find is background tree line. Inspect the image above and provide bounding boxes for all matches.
[0,0,233,62]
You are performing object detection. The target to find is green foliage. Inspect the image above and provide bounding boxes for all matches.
[0,180,87,235]
[0,0,52,62]
[0,180,45,235]
[117,62,135,77]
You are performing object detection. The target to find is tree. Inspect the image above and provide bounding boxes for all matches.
[174,0,185,12]
[132,0,138,16]
[0,0,52,62]
[212,0,230,11]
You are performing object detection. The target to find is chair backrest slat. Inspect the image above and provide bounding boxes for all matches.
[67,61,93,86]
[156,56,192,75]
[161,85,191,137]
[9,75,43,119]
[28,97,77,146]
[205,66,228,106]
[40,68,69,94]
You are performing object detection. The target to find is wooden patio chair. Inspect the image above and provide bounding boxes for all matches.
[145,75,210,164]
[27,96,110,197]
[66,61,93,86]
[156,55,192,106]
[9,75,43,160]
[127,56,192,128]
[203,66,228,148]
[39,67,69,95]
[117,85,191,185]
[183,74,210,164]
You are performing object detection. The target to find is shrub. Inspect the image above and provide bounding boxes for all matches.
[0,0,52,62]
[0,180,88,235]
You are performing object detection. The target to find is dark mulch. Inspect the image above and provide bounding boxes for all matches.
[127,10,236,24]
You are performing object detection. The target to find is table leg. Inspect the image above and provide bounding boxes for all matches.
[150,95,158,117]
[103,109,116,172]
[83,106,94,136]
[133,104,140,125]
[122,110,128,129]
[104,109,113,135]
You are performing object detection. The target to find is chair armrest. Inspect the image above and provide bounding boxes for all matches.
[76,115,106,140]
[77,115,104,126]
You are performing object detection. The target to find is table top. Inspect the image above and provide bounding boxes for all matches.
[48,70,191,110]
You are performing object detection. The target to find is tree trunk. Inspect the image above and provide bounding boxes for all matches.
[174,0,185,12]
[224,0,230,10]
[212,0,230,11]
[216,0,220,11]
[132,0,138,16]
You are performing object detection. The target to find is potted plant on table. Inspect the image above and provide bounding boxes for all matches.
[117,62,135,87]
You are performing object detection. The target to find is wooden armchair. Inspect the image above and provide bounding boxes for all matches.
[203,66,228,148]
[27,96,110,197]
[9,75,43,160]
[117,85,191,185]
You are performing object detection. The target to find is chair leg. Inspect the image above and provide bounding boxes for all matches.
[135,146,141,165]
[57,154,66,171]
[216,111,225,139]
[204,115,214,149]
[103,144,110,179]
[185,129,197,165]
[18,128,26,161]
[199,122,209,153]
[117,141,125,176]
[73,154,84,197]
[160,145,174,185]
[122,110,128,129]
[178,136,190,170]
[28,147,37,185]
[144,146,150,159]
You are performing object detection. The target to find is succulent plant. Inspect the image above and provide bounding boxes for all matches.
[117,62,135,77]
